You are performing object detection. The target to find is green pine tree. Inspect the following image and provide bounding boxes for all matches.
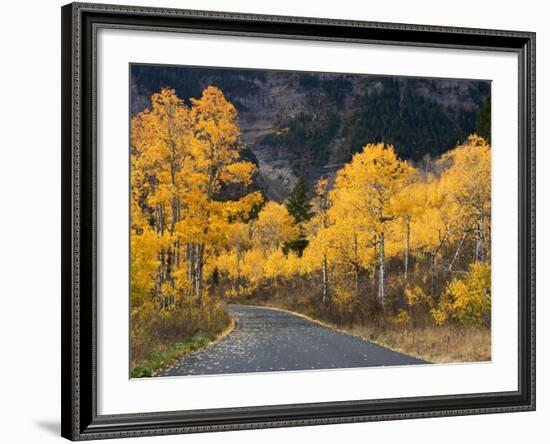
[285,177,313,224]
[475,95,491,143]
[284,177,313,257]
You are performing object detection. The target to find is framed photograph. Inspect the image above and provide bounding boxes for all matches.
[61,2,535,440]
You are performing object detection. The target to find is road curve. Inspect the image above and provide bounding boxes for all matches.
[157,304,428,377]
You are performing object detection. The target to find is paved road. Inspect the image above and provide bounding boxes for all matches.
[158,304,427,377]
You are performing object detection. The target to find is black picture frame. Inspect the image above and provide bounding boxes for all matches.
[61,2,536,440]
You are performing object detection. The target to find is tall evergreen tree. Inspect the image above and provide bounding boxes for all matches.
[475,95,491,143]
[283,177,313,257]
[285,177,313,224]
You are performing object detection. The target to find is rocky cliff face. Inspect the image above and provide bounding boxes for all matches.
[131,65,490,201]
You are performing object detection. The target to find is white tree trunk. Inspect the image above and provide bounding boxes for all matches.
[195,243,204,299]
[187,243,195,296]
[431,253,436,299]
[322,253,328,304]
[378,232,385,300]
[372,238,377,289]
[479,211,485,261]
[449,231,467,272]
[475,211,485,262]
[405,220,410,280]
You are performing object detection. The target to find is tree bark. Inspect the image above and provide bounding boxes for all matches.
[187,243,195,297]
[372,238,378,290]
[378,232,385,301]
[353,233,359,294]
[475,210,486,262]
[449,231,467,272]
[430,253,436,299]
[479,211,485,262]
[322,253,328,304]
[195,243,205,300]
[405,220,410,280]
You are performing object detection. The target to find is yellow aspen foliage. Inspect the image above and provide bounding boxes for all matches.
[130,226,160,307]
[392,177,427,277]
[404,285,432,307]
[264,250,304,280]
[328,143,413,300]
[331,143,412,231]
[131,86,260,305]
[432,261,491,326]
[238,248,268,285]
[439,135,491,262]
[393,309,411,327]
[263,250,289,280]
[253,201,297,253]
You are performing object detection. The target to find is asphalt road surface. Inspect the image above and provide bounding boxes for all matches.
[158,304,428,377]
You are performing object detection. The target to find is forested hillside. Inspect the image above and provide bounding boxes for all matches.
[131,65,490,201]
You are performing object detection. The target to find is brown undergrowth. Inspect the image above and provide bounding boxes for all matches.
[130,297,231,377]
[233,276,490,364]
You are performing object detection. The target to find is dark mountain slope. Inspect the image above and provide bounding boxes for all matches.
[131,64,490,200]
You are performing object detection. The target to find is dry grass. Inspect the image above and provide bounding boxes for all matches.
[343,323,490,364]
[254,298,490,364]
[236,277,491,365]
[137,317,235,378]
[130,298,231,376]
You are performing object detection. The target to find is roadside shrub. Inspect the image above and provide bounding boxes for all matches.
[130,295,230,368]
[432,262,491,326]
